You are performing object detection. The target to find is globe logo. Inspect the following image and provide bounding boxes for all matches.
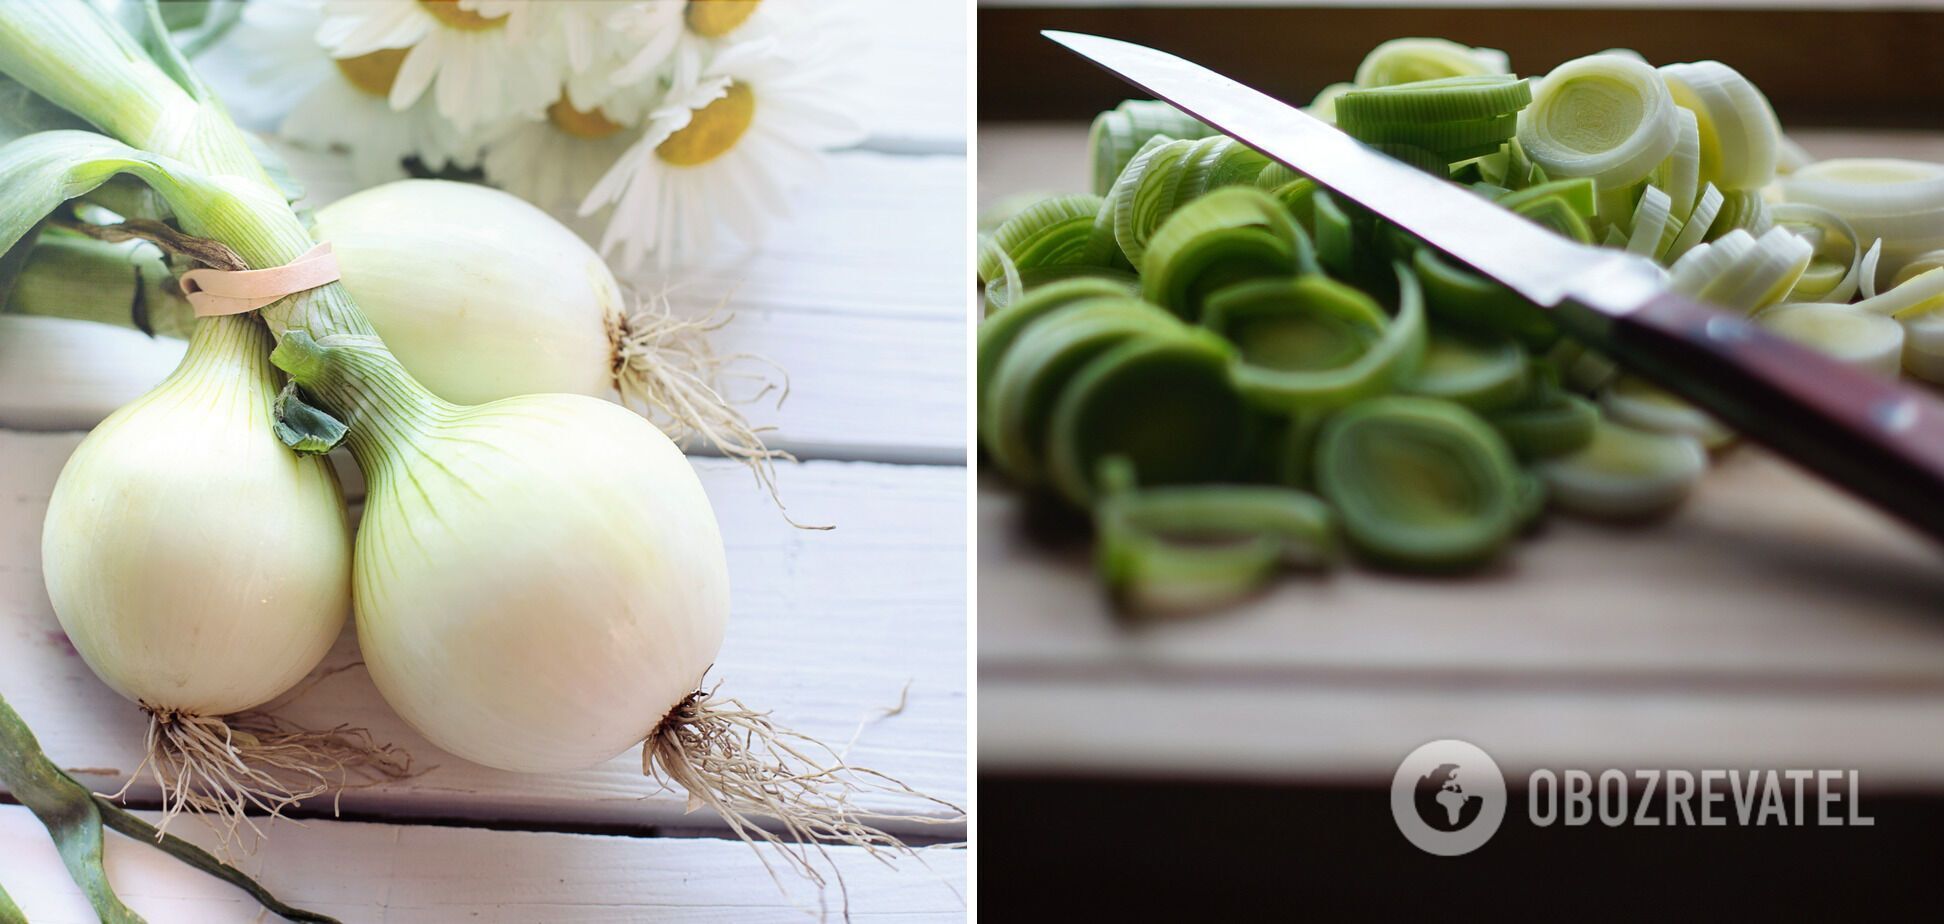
[1391,740,1507,855]
[1414,762,1484,832]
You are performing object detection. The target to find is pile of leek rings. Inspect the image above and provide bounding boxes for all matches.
[977,37,1944,614]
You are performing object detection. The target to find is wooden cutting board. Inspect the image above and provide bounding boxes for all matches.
[978,125,1944,787]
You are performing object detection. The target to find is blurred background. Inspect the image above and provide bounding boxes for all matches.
[978,1,1944,914]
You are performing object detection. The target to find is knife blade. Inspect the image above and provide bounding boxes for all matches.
[1043,30,1944,544]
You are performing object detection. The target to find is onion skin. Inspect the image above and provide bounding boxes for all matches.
[41,318,351,716]
[351,394,730,773]
[313,180,620,405]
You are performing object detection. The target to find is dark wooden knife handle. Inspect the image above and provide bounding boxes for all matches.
[1562,291,1944,544]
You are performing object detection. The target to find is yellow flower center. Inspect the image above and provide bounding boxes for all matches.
[656,82,755,166]
[685,0,761,38]
[548,99,625,139]
[417,0,507,31]
[334,48,409,97]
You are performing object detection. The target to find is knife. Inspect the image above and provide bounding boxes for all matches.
[1044,30,1944,545]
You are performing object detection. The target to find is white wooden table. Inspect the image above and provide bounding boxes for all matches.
[0,2,967,919]
[979,124,1944,788]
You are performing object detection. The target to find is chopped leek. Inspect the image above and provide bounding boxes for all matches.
[1517,53,1680,191]
[1659,61,1781,191]
[1140,185,1317,320]
[1598,375,1735,448]
[1213,263,1428,413]
[977,194,1111,284]
[1536,420,1708,519]
[1088,99,1213,196]
[1314,395,1524,569]
[1354,37,1510,88]
[1755,303,1905,377]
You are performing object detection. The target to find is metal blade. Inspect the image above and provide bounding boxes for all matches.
[1044,30,1667,317]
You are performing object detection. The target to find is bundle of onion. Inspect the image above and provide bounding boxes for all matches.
[0,0,953,878]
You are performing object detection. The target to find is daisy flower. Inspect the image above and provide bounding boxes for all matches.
[315,0,562,133]
[203,0,481,184]
[579,31,866,269]
[482,98,636,211]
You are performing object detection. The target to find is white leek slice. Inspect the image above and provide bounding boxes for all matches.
[1664,183,1724,263]
[1859,238,1885,299]
[1902,311,1944,383]
[1354,38,1510,88]
[0,315,182,429]
[1652,107,1702,219]
[1626,185,1673,258]
[1598,375,1735,448]
[1776,134,1815,175]
[1770,203,1863,302]
[1659,61,1781,191]
[1518,54,1680,191]
[1850,266,1944,320]
[1754,303,1905,377]
[1782,158,1944,287]
[1537,420,1708,520]
[1890,249,1944,288]
[1670,227,1811,313]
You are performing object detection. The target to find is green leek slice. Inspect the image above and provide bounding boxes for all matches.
[1347,113,1519,159]
[1093,457,1338,614]
[1335,75,1532,127]
[1536,420,1707,519]
[1659,60,1781,192]
[1754,303,1905,378]
[1312,189,1359,276]
[1412,248,1557,348]
[977,194,1111,284]
[1488,391,1599,460]
[1313,395,1524,569]
[985,297,1182,484]
[1046,329,1253,506]
[977,280,1146,424]
[1141,185,1317,321]
[1105,135,1272,267]
[982,264,1139,316]
[1354,37,1511,88]
[1405,328,1530,411]
[1597,375,1735,448]
[1089,100,1213,196]
[1517,53,1681,191]
[1215,264,1428,412]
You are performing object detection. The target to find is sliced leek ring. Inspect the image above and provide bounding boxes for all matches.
[1141,185,1317,321]
[1663,182,1724,263]
[1354,37,1511,88]
[1669,227,1811,313]
[977,280,1151,423]
[1488,391,1599,460]
[977,193,1111,284]
[1088,100,1213,196]
[1598,375,1735,448]
[1102,135,1276,268]
[1093,458,1338,614]
[1215,263,1428,413]
[1517,53,1680,191]
[982,264,1139,316]
[1901,311,1944,384]
[985,298,1182,484]
[1782,158,1944,287]
[1536,420,1708,520]
[1313,395,1524,569]
[1405,329,1530,412]
[1754,303,1905,378]
[1306,82,1357,124]
[1651,106,1703,219]
[1411,248,1558,348]
[1336,75,1531,127]
[1312,189,1358,276]
[1659,60,1781,191]
[1850,266,1944,320]
[1626,185,1675,259]
[1769,203,1863,303]
[1046,329,1254,506]
[1707,188,1773,241]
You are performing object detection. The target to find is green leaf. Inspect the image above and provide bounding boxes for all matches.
[0,75,90,145]
[106,0,212,103]
[0,694,144,923]
[274,380,348,454]
[171,1,247,59]
[92,803,341,923]
[0,694,340,923]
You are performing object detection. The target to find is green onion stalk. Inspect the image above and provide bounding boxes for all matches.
[0,0,958,881]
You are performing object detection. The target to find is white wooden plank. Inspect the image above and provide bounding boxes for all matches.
[2,147,968,460]
[982,678,1944,790]
[853,0,968,151]
[0,431,966,836]
[0,805,966,923]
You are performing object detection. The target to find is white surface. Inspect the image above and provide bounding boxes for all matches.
[0,805,967,923]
